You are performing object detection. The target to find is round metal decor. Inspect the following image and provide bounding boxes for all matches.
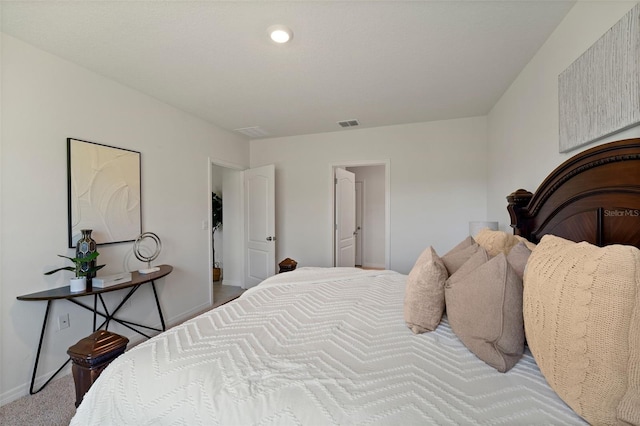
[134,232,162,267]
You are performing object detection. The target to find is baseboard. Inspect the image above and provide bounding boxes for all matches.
[0,365,73,407]
[361,263,385,270]
[221,279,242,287]
[125,301,212,348]
[167,301,213,328]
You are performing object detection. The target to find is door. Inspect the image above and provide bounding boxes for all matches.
[335,168,356,267]
[245,164,275,288]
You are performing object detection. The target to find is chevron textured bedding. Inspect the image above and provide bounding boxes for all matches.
[71,267,585,425]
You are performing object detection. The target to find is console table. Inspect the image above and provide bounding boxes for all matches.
[17,264,172,394]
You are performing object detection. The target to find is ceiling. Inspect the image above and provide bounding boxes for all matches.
[1,1,575,140]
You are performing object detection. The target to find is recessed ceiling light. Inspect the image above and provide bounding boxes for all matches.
[268,25,293,44]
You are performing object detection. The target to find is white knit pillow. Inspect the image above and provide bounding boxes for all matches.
[524,235,640,425]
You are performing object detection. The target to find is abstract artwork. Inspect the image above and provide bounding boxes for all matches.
[67,138,141,247]
[559,3,640,153]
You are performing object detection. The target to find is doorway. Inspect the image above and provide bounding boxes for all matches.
[334,167,356,267]
[209,160,244,298]
[208,160,277,299]
[331,161,390,269]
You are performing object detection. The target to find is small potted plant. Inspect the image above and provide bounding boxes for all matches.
[44,251,105,292]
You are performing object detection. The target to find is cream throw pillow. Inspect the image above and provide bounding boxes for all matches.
[524,235,640,425]
[475,228,520,256]
[445,253,524,372]
[404,247,448,333]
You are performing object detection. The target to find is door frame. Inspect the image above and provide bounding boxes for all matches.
[329,160,390,269]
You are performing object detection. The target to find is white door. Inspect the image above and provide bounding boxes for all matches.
[245,164,275,288]
[335,168,356,267]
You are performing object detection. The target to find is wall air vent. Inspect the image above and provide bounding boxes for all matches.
[337,119,359,128]
[234,126,270,138]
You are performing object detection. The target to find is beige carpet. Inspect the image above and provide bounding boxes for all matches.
[0,375,76,426]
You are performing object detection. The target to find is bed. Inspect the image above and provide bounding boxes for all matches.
[71,138,640,425]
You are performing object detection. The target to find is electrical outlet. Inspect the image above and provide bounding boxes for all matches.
[57,313,70,331]
[201,220,208,230]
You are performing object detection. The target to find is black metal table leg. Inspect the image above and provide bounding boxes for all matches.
[151,281,166,331]
[98,294,111,330]
[29,301,71,394]
[93,294,97,331]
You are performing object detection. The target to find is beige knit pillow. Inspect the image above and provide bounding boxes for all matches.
[441,236,480,275]
[475,228,520,256]
[404,247,448,333]
[524,235,640,425]
[445,253,524,372]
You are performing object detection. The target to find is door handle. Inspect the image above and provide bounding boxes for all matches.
[266,236,276,241]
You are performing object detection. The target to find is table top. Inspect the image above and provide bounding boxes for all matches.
[17,265,173,301]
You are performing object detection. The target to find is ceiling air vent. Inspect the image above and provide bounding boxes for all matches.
[338,119,359,128]
[234,126,270,138]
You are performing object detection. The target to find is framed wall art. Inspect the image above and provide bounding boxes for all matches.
[558,3,640,153]
[67,138,141,247]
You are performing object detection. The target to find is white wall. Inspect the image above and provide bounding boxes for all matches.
[0,34,249,405]
[487,1,640,228]
[250,117,488,274]
[347,165,385,268]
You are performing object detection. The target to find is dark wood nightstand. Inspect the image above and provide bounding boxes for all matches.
[278,258,297,273]
[67,330,128,407]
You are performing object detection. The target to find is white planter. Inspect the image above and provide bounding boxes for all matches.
[69,277,86,293]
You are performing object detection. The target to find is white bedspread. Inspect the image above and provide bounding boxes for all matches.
[71,267,586,425]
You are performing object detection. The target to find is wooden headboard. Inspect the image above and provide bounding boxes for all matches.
[507,138,640,248]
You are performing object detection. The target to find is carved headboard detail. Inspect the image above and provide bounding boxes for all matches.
[507,138,640,248]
